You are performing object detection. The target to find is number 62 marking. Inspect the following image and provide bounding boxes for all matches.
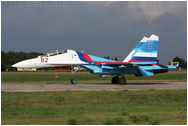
[41,58,48,63]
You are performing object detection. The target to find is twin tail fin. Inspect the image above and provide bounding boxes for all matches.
[123,34,159,62]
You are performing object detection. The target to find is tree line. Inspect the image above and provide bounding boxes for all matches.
[173,57,187,69]
[1,51,187,71]
[1,51,43,71]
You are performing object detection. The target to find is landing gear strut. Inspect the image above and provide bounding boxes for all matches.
[70,68,76,84]
[70,66,82,84]
[111,76,126,85]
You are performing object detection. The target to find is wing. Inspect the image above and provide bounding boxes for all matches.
[96,61,157,65]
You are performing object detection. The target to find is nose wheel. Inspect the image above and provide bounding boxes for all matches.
[71,77,76,84]
[111,76,126,85]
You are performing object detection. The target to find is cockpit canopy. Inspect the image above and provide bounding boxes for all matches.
[39,49,68,57]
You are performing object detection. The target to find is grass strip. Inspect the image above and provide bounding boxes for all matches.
[1,90,187,125]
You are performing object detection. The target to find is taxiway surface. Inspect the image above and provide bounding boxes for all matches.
[1,82,187,92]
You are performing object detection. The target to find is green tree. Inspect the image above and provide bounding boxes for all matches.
[1,51,43,71]
[173,57,187,69]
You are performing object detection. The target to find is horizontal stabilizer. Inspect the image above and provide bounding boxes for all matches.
[138,66,154,76]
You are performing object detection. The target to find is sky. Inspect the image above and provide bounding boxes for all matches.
[1,1,187,64]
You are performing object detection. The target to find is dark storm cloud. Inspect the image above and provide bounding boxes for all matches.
[1,1,187,64]
[149,11,187,64]
[152,12,185,32]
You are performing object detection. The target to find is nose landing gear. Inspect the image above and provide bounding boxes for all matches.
[70,68,76,84]
[70,66,83,84]
[71,77,76,84]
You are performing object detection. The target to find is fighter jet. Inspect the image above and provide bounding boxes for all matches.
[12,34,179,84]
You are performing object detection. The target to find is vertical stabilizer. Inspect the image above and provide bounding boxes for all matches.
[123,34,159,62]
[123,36,149,62]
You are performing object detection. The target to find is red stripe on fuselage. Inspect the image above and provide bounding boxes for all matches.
[151,63,157,65]
[81,53,100,64]
[129,60,156,62]
[97,62,131,65]
[82,53,93,62]
[81,53,156,65]
[81,53,137,65]
[81,53,129,65]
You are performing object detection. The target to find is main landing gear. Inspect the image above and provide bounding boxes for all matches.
[111,76,126,85]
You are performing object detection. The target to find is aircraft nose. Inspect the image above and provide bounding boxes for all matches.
[12,58,39,68]
[12,61,27,68]
[12,63,20,68]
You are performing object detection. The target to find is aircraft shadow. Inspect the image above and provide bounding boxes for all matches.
[79,82,169,85]
[126,82,168,85]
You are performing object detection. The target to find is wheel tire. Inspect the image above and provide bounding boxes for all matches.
[118,77,126,85]
[71,78,76,84]
[112,76,119,84]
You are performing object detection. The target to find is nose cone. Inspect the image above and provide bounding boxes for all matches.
[12,62,22,68]
[12,58,39,68]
